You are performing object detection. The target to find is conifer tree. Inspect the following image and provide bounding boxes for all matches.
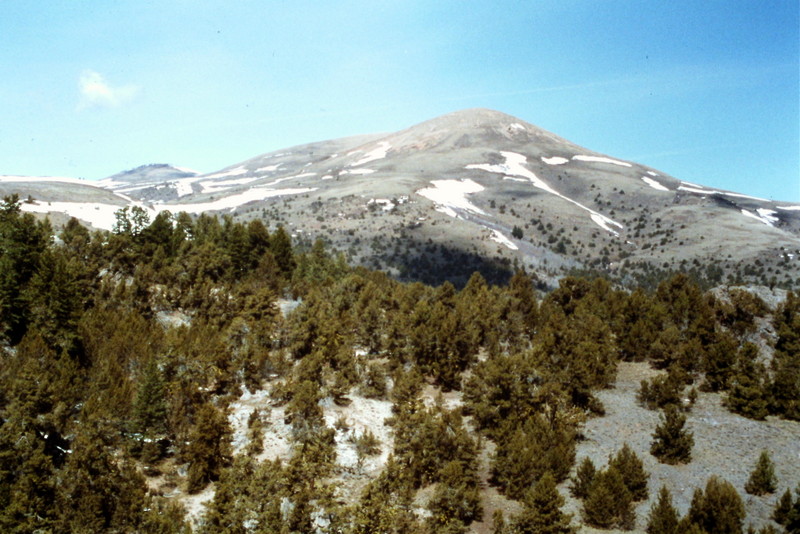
[742,451,777,497]
[582,466,635,530]
[510,471,575,534]
[646,486,680,534]
[651,405,694,465]
[772,488,794,527]
[609,443,649,501]
[569,457,596,499]
[687,476,746,534]
[186,402,233,493]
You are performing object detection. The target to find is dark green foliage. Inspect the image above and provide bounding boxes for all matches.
[686,476,746,534]
[771,292,800,420]
[569,457,596,499]
[646,486,680,534]
[608,443,649,501]
[131,357,168,438]
[582,466,635,530]
[651,405,694,465]
[186,402,233,493]
[745,450,778,495]
[772,486,800,532]
[492,412,576,500]
[638,368,692,411]
[509,471,575,534]
[426,460,482,532]
[726,343,771,420]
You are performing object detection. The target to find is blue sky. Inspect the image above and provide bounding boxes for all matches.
[1,1,798,201]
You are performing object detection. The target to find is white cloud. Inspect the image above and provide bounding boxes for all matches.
[78,70,139,109]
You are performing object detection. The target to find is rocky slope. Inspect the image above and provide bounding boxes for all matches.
[2,109,799,288]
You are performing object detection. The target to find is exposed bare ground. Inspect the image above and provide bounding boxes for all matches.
[564,361,800,533]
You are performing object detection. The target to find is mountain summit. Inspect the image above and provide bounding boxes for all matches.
[2,108,799,287]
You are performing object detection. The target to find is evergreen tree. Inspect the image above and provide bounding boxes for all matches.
[687,476,746,534]
[186,402,233,493]
[569,457,596,499]
[131,357,168,438]
[745,450,778,496]
[608,443,649,501]
[582,466,635,530]
[510,471,575,534]
[651,405,694,465]
[646,486,680,534]
[426,460,482,532]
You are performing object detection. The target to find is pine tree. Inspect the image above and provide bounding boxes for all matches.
[773,488,793,526]
[609,443,649,501]
[646,486,680,534]
[186,403,233,493]
[651,405,694,465]
[687,476,746,534]
[583,466,635,530]
[510,471,575,534]
[744,450,777,495]
[569,457,596,499]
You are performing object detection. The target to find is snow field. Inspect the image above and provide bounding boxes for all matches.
[20,200,125,231]
[490,229,518,250]
[541,156,569,165]
[572,155,632,167]
[350,142,391,167]
[416,179,487,218]
[641,176,670,192]
[157,187,316,214]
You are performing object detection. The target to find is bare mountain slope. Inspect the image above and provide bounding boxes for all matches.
[3,108,799,287]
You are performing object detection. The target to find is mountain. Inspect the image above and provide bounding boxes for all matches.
[2,108,799,288]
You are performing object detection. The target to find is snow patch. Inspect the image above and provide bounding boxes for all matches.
[646,171,658,176]
[541,156,569,165]
[509,123,526,131]
[573,155,632,167]
[157,187,315,214]
[741,209,778,227]
[340,168,375,176]
[490,229,518,250]
[641,176,669,192]
[466,152,623,236]
[321,175,333,180]
[678,184,770,202]
[255,164,282,173]
[200,177,260,194]
[20,200,125,231]
[416,179,486,218]
[777,205,800,211]
[350,142,390,167]
[203,166,248,180]
[368,198,395,211]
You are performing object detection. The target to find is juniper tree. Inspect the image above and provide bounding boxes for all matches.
[651,405,694,465]
[186,403,233,493]
[569,457,596,499]
[609,443,649,501]
[646,486,680,534]
[510,471,575,534]
[687,476,745,534]
[744,450,777,496]
[583,466,635,530]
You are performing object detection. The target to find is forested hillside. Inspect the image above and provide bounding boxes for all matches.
[1,194,798,533]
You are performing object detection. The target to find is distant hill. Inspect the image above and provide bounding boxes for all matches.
[2,108,799,288]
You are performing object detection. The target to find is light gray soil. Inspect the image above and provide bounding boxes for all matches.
[563,361,800,533]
